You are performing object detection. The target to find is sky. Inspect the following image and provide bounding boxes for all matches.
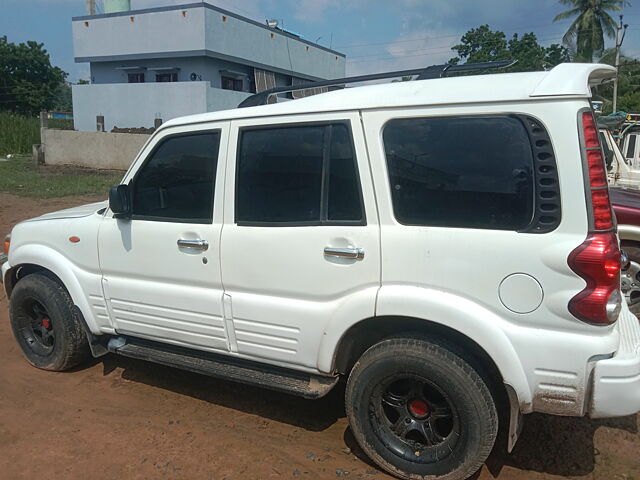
[1,0,640,82]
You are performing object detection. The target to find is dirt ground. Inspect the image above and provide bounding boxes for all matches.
[0,193,638,480]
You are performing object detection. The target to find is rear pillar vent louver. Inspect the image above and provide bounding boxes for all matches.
[518,115,561,234]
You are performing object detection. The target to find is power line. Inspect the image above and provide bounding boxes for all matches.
[346,34,566,61]
[334,20,620,50]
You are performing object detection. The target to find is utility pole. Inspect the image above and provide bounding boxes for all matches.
[86,0,96,15]
[613,14,628,113]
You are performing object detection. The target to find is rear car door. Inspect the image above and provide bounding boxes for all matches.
[219,112,380,369]
[98,123,230,352]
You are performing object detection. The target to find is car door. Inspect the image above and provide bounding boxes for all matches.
[98,123,230,352]
[625,133,640,169]
[220,112,380,370]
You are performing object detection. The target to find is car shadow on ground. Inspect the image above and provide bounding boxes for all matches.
[486,412,638,477]
[101,354,638,478]
[102,354,347,432]
[342,413,638,478]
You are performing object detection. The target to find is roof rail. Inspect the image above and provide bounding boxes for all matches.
[237,60,516,108]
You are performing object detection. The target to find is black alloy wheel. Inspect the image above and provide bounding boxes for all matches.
[346,335,498,480]
[15,297,56,356]
[371,376,459,463]
[9,273,90,371]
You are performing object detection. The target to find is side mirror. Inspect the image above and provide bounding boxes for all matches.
[109,184,131,219]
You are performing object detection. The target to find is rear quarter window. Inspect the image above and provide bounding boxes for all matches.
[383,116,540,230]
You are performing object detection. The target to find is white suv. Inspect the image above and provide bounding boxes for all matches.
[2,62,639,480]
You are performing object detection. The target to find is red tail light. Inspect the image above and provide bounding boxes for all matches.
[568,111,621,325]
[582,112,614,230]
[568,232,621,324]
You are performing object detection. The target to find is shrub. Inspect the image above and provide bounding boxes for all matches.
[0,112,40,156]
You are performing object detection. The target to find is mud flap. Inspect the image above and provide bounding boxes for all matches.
[73,306,109,358]
[506,384,524,453]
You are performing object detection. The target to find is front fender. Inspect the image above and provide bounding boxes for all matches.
[7,244,104,334]
[317,285,533,410]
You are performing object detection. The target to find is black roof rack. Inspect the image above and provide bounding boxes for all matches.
[238,60,516,108]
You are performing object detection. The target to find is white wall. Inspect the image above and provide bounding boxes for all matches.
[42,129,149,170]
[73,81,209,132]
[73,4,346,81]
[72,82,252,132]
[73,6,206,59]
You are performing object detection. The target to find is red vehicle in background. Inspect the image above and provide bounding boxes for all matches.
[611,187,640,313]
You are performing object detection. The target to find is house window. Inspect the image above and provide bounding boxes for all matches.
[156,72,178,82]
[222,76,243,91]
[128,73,145,83]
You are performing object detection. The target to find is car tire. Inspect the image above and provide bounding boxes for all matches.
[621,241,640,315]
[345,335,498,480]
[9,273,91,371]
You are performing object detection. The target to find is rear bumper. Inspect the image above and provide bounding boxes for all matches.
[589,306,640,418]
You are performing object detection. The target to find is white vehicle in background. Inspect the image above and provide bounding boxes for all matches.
[622,126,640,169]
[2,62,639,480]
[602,126,640,188]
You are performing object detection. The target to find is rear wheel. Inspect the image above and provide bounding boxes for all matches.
[621,242,640,315]
[9,273,90,371]
[345,335,498,480]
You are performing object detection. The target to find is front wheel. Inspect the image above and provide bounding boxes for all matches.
[9,273,90,371]
[345,335,498,480]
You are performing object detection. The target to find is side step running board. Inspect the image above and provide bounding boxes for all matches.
[108,337,339,399]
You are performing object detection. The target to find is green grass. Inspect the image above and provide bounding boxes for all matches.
[0,155,123,198]
[48,118,74,130]
[0,113,75,156]
[0,112,40,156]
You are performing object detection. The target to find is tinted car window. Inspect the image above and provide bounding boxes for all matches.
[132,132,220,223]
[599,131,614,170]
[328,125,363,221]
[236,123,364,225]
[237,126,324,223]
[383,116,534,230]
[627,135,637,160]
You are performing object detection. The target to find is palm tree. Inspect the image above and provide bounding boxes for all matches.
[554,0,626,62]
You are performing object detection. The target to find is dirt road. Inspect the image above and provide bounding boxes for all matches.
[0,193,638,480]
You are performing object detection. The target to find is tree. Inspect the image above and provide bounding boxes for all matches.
[52,82,73,112]
[544,43,572,66]
[450,25,571,72]
[507,33,546,71]
[449,25,508,65]
[553,0,627,62]
[0,36,67,115]
[592,50,640,113]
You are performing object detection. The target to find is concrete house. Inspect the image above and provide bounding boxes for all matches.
[72,1,346,132]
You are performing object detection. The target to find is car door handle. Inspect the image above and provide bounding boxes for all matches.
[177,239,209,251]
[324,247,365,260]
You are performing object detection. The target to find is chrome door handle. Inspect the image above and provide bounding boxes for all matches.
[177,239,209,251]
[324,247,365,260]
